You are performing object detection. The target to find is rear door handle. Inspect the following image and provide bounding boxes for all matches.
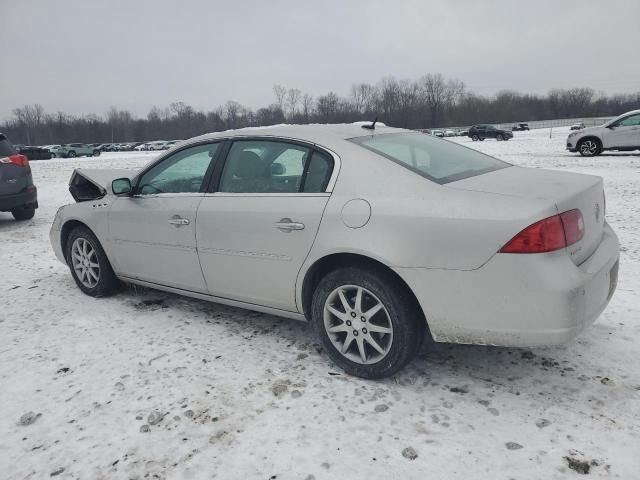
[168,215,190,226]
[275,218,305,232]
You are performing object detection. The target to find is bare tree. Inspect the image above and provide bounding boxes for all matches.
[301,93,314,122]
[286,88,301,119]
[273,85,287,117]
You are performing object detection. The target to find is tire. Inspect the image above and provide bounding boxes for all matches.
[311,266,425,379]
[496,134,504,141]
[93,150,100,157]
[11,205,35,220]
[68,151,77,158]
[50,153,56,158]
[65,226,120,297]
[578,138,602,157]
[471,135,479,141]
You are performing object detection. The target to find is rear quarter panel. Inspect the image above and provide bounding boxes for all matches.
[297,142,557,305]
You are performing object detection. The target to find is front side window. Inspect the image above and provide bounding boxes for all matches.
[349,132,510,184]
[218,140,332,193]
[615,113,640,127]
[137,143,218,194]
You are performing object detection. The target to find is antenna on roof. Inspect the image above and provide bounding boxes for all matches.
[361,117,378,130]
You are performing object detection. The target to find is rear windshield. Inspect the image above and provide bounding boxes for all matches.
[349,132,510,184]
[0,135,16,157]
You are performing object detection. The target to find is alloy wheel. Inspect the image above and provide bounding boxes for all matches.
[323,285,393,365]
[71,237,100,288]
[580,140,599,156]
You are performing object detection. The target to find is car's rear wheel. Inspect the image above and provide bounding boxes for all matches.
[496,134,504,141]
[578,138,602,157]
[471,135,479,141]
[66,226,119,297]
[311,266,425,379]
[68,151,77,158]
[11,205,35,221]
[93,150,100,157]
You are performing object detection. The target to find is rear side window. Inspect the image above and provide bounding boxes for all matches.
[218,140,333,193]
[0,135,16,157]
[349,132,510,184]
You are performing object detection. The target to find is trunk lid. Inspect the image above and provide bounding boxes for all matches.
[0,135,30,196]
[449,166,605,265]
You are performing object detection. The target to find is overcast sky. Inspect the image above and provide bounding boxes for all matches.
[1,0,639,121]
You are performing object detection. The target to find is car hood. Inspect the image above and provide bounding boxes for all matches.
[69,168,138,201]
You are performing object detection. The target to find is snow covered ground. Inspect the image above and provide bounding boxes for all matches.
[1,127,639,479]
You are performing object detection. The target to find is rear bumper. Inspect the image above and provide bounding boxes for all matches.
[395,222,620,347]
[0,187,38,212]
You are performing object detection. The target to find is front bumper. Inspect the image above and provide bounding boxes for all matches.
[395,222,620,347]
[566,141,578,152]
[0,187,38,212]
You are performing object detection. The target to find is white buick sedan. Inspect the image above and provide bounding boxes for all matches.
[50,123,619,378]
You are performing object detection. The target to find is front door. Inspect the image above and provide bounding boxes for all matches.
[196,139,334,311]
[108,142,220,293]
[603,112,640,148]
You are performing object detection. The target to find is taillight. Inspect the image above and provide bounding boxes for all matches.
[499,209,583,254]
[0,154,29,167]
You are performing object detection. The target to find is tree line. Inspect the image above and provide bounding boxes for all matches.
[3,73,639,145]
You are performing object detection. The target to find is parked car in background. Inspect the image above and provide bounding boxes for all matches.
[50,123,619,378]
[567,109,640,157]
[431,130,444,138]
[443,130,456,137]
[570,123,586,131]
[134,143,151,151]
[512,123,530,131]
[162,140,180,150]
[53,143,102,158]
[147,141,168,151]
[0,133,38,220]
[16,145,53,160]
[468,125,513,141]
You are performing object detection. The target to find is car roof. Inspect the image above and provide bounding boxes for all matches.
[186,123,408,151]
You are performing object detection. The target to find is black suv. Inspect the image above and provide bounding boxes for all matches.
[0,133,38,220]
[512,123,530,131]
[468,125,514,141]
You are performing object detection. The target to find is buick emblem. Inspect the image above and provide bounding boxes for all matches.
[595,203,601,222]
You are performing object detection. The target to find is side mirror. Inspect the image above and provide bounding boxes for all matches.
[112,178,132,195]
[606,124,615,129]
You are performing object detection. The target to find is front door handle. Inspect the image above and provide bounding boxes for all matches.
[275,218,305,232]
[168,215,190,226]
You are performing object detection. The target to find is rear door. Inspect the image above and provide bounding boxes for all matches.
[196,138,335,311]
[108,142,221,292]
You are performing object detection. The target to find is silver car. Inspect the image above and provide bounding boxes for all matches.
[50,124,620,378]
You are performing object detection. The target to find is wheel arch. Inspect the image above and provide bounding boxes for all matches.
[577,135,602,147]
[60,219,92,262]
[300,252,432,339]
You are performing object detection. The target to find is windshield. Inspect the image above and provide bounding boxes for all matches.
[349,132,510,184]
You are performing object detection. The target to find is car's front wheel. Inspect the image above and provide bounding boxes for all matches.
[311,266,425,379]
[578,138,602,157]
[93,150,101,157]
[66,226,120,297]
[68,151,77,158]
[471,135,479,141]
[496,134,504,141]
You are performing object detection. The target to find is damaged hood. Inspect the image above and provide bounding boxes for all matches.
[69,168,139,202]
